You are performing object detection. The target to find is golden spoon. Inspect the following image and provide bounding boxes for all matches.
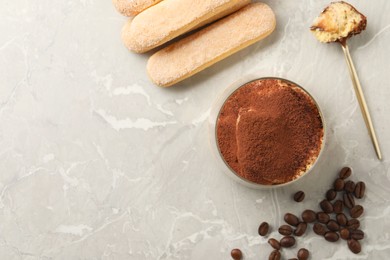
[311,1,382,160]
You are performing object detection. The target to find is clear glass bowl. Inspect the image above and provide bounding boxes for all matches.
[208,75,326,189]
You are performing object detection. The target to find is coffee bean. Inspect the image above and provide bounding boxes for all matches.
[320,199,333,213]
[350,229,364,240]
[294,191,305,202]
[317,212,330,224]
[294,222,307,236]
[324,231,339,242]
[327,220,340,231]
[269,250,281,260]
[343,192,355,209]
[297,248,309,260]
[280,236,296,248]
[347,239,361,254]
[259,222,270,236]
[339,167,352,179]
[231,248,242,260]
[344,180,356,193]
[336,213,348,226]
[333,200,344,213]
[354,182,366,199]
[313,223,327,236]
[340,228,350,240]
[302,209,316,223]
[350,205,364,218]
[268,238,281,250]
[278,225,293,236]
[347,218,360,230]
[334,178,345,191]
[284,213,300,226]
[326,189,337,201]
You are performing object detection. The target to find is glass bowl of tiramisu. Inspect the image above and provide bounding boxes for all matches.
[209,76,326,188]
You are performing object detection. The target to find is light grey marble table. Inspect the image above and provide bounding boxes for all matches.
[1,0,389,259]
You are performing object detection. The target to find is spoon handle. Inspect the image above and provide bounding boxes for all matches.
[341,43,382,160]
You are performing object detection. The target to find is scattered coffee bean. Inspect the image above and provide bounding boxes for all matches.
[231,248,242,260]
[350,205,364,218]
[284,213,300,226]
[320,199,333,213]
[343,192,355,209]
[244,166,366,259]
[297,248,309,260]
[278,225,293,236]
[326,189,337,201]
[324,231,339,242]
[347,218,360,230]
[268,238,281,250]
[336,213,348,226]
[280,236,296,248]
[340,228,350,240]
[269,250,281,260]
[313,223,327,236]
[317,212,330,224]
[344,180,356,193]
[333,200,344,213]
[334,178,345,191]
[294,222,307,236]
[339,167,352,179]
[347,239,361,254]
[350,230,364,240]
[302,209,316,223]
[294,191,305,202]
[259,222,270,236]
[354,182,366,199]
[327,220,340,231]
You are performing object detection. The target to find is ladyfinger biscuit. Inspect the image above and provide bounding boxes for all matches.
[147,3,276,87]
[122,0,251,53]
[112,0,163,16]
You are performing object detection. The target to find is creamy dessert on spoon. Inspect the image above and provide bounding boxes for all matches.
[310,1,367,44]
[310,1,382,160]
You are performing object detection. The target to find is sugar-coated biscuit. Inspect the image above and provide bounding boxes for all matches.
[122,0,251,53]
[147,3,276,87]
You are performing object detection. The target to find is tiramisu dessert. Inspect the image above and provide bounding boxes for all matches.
[216,78,324,185]
[310,1,367,43]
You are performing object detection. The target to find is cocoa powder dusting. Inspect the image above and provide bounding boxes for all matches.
[216,79,323,185]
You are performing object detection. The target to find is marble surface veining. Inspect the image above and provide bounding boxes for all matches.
[1,0,389,259]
